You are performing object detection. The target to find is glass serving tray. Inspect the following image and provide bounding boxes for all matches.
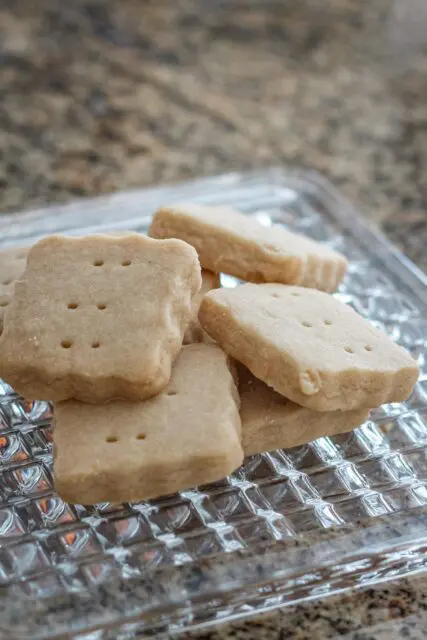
[1,168,427,640]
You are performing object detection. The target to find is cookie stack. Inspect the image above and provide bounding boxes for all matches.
[152,204,418,454]
[0,204,419,505]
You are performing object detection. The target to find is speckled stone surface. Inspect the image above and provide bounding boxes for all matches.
[1,1,427,638]
[181,574,427,639]
[1,0,427,273]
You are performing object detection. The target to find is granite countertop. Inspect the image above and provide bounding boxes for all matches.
[1,0,427,638]
[1,0,427,272]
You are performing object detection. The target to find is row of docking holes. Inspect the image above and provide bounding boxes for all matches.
[1,300,107,312]
[1,300,107,310]
[61,340,99,349]
[299,320,373,354]
[0,255,132,302]
[106,434,145,443]
[104,390,178,444]
[93,260,131,267]
[270,291,373,354]
[101,389,178,444]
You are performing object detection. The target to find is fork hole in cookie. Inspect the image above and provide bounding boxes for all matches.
[91,341,100,349]
[0,301,8,308]
[324,320,333,326]
[136,433,146,440]
[67,303,78,310]
[301,321,312,328]
[93,259,104,267]
[168,391,178,396]
[106,436,118,443]
[61,340,73,349]
[291,292,300,297]
[364,345,373,352]
[121,260,131,267]
[97,303,107,310]
[271,293,280,298]
[344,347,354,354]
[2,280,12,286]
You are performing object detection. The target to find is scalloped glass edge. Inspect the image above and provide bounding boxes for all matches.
[1,167,427,639]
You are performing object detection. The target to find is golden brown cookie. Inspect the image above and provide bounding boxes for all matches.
[199,283,419,411]
[149,202,347,292]
[54,344,243,504]
[0,234,201,402]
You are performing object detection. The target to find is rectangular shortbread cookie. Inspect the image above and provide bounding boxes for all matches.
[149,202,347,292]
[0,246,28,334]
[54,344,243,504]
[199,283,419,411]
[184,270,220,344]
[238,365,370,455]
[0,234,201,402]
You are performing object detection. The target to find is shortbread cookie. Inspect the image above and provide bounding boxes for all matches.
[238,365,370,455]
[54,344,243,504]
[199,284,419,411]
[149,203,347,292]
[0,246,28,334]
[0,234,201,402]
[184,270,220,344]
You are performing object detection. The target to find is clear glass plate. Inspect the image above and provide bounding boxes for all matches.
[1,168,427,640]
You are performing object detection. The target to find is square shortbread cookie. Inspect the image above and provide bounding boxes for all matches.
[54,344,243,504]
[238,365,370,456]
[184,270,220,344]
[199,283,419,411]
[0,234,201,402]
[0,246,28,334]
[149,202,347,292]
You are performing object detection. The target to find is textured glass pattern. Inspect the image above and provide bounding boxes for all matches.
[0,169,427,639]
